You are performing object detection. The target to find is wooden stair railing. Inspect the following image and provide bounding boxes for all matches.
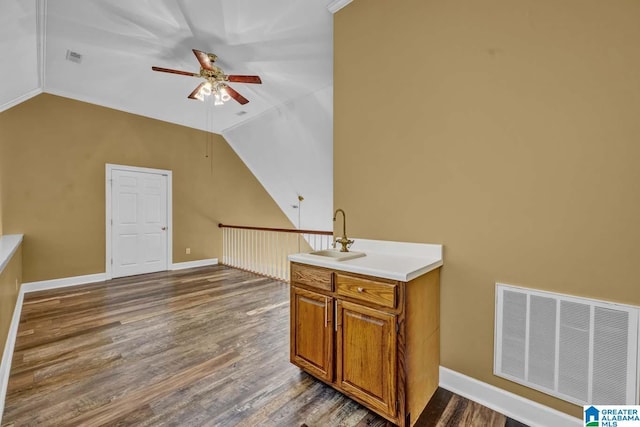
[218,223,333,282]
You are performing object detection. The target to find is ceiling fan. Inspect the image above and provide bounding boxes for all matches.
[152,49,262,105]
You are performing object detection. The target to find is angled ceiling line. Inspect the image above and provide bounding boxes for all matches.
[0,0,45,113]
[327,0,353,14]
[37,0,47,91]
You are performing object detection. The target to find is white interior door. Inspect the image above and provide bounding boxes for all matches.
[110,168,169,278]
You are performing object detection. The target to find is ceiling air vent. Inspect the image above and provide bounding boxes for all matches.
[65,49,83,64]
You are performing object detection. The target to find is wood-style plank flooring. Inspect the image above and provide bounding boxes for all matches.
[2,265,527,426]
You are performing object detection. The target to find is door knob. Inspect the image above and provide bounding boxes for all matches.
[162,226,167,230]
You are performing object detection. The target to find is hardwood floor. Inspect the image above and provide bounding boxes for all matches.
[2,265,527,426]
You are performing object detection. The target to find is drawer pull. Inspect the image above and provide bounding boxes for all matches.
[336,273,397,309]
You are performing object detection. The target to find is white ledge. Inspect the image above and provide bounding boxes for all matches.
[328,0,353,14]
[0,235,23,274]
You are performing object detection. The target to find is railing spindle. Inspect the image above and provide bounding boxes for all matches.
[218,223,332,282]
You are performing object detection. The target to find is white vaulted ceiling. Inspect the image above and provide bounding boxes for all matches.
[1,0,337,230]
[44,0,333,133]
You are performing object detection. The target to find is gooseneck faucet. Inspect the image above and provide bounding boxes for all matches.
[333,208,354,252]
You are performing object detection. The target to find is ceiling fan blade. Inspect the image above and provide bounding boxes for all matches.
[227,75,262,84]
[193,49,214,71]
[225,86,250,105]
[152,66,199,77]
[188,82,206,100]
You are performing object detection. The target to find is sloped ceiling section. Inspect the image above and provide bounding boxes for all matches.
[1,0,334,231]
[0,0,40,111]
[223,86,333,230]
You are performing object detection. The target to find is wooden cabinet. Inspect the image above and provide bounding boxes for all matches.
[289,262,440,427]
[337,300,397,417]
[290,286,334,382]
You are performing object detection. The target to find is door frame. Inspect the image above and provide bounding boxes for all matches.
[105,163,173,280]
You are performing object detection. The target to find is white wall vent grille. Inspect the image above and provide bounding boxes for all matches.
[495,284,639,406]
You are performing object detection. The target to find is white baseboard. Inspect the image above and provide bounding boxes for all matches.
[0,290,25,420]
[20,261,219,293]
[439,366,581,427]
[171,259,218,271]
[21,273,108,293]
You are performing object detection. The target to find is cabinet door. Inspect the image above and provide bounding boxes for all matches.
[337,300,397,418]
[290,286,334,382]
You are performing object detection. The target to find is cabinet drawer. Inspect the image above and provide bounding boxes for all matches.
[335,273,397,309]
[291,263,333,292]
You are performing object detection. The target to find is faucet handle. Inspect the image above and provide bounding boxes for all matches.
[347,239,354,249]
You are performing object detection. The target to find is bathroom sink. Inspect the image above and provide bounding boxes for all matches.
[307,250,366,261]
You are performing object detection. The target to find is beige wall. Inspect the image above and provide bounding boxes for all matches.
[0,244,22,356]
[335,0,640,418]
[0,94,293,282]
[0,139,3,236]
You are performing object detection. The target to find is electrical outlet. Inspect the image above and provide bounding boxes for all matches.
[186,248,191,255]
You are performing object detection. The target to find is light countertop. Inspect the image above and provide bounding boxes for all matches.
[288,238,443,282]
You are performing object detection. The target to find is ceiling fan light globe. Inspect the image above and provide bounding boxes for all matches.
[200,83,212,96]
[219,87,231,102]
[213,92,224,106]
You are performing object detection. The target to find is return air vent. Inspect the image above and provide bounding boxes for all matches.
[495,284,639,406]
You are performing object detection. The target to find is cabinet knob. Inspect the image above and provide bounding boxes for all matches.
[357,287,364,293]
